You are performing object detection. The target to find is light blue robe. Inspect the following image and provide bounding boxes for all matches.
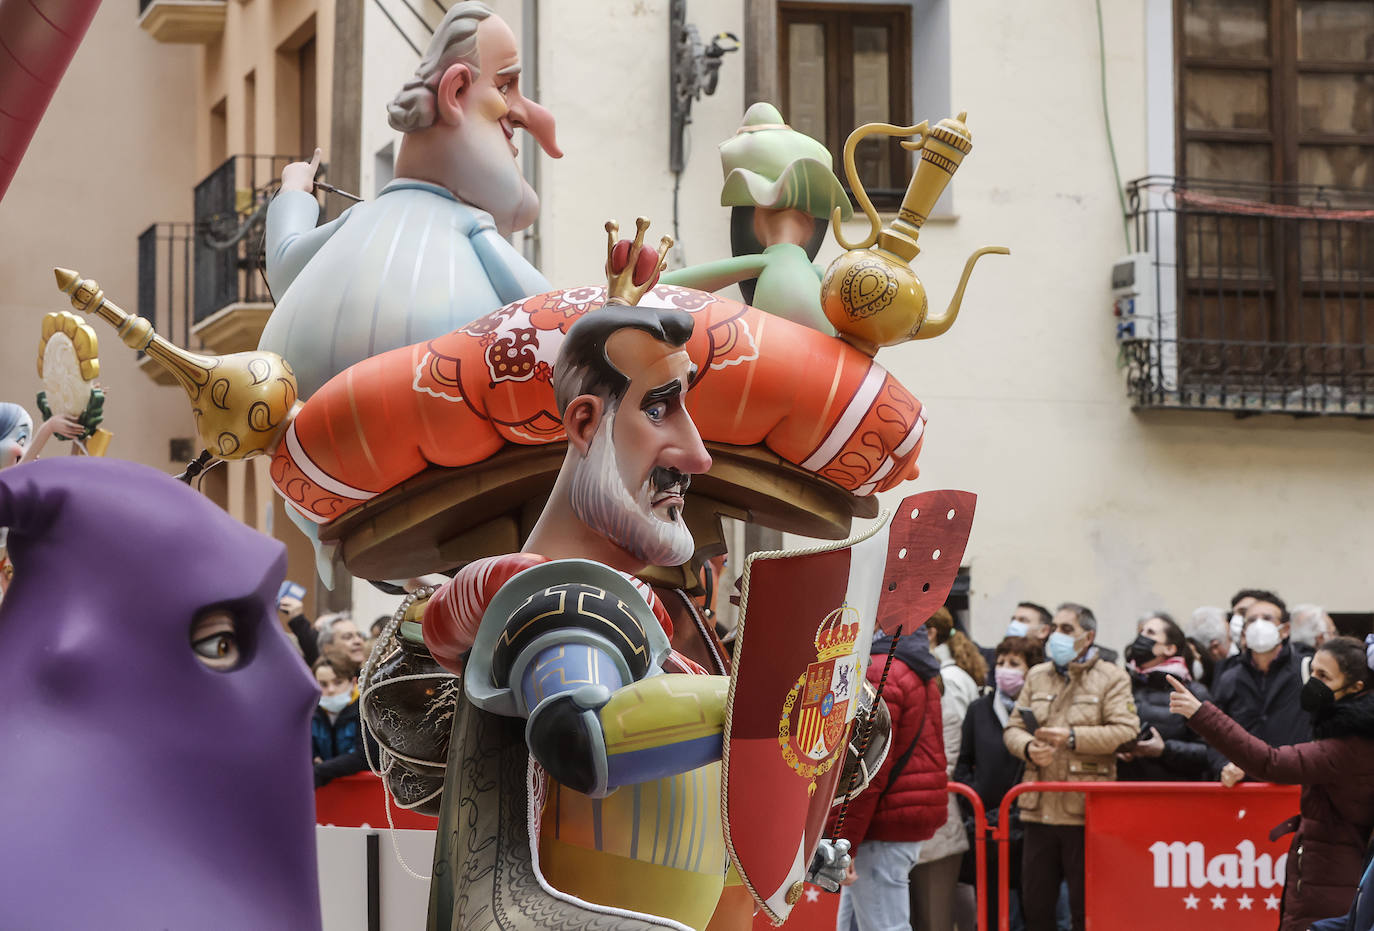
[261,179,550,398]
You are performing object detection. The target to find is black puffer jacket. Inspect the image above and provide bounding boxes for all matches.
[1212,643,1310,752]
[1118,664,1213,781]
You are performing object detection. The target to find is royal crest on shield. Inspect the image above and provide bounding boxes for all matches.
[778,604,863,787]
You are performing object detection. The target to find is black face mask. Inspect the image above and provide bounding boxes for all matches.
[1300,677,1335,714]
[1127,634,1157,667]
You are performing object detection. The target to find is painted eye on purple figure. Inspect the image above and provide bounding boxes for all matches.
[191,609,242,670]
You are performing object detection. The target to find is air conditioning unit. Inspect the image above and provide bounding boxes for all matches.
[1111,253,1156,342]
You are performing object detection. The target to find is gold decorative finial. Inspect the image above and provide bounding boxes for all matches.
[53,268,300,460]
[604,217,673,306]
[817,113,1008,354]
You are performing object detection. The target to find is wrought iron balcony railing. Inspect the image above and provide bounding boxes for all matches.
[136,155,311,366]
[137,221,198,352]
[193,154,298,322]
[1123,175,1374,418]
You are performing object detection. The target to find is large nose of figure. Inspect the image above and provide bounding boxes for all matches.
[508,93,562,158]
[670,413,713,477]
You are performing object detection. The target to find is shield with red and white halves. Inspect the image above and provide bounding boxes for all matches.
[722,490,976,925]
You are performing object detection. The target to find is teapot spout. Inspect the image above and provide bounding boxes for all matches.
[914,246,1009,340]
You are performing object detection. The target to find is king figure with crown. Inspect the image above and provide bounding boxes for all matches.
[49,97,1001,929]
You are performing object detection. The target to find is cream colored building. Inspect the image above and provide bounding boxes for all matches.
[9,0,1371,652]
[353,0,1374,649]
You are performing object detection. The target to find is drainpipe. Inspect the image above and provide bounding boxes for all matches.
[520,0,541,269]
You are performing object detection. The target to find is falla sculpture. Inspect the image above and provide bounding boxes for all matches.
[47,108,1000,931]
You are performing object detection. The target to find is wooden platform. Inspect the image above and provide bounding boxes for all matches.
[319,442,878,582]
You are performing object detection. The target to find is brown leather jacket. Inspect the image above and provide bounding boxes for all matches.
[1003,653,1139,826]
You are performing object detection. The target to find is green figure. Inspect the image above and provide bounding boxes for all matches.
[662,102,853,334]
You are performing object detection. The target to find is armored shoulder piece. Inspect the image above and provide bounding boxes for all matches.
[465,559,671,717]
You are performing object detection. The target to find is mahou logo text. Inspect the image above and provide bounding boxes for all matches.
[1149,840,1288,890]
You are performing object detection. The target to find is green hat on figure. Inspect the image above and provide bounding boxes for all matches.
[719,102,853,221]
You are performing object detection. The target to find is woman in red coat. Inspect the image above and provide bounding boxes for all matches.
[1168,635,1374,931]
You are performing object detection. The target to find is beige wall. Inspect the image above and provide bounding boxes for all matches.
[345,0,1374,650]
[198,0,334,173]
[0,0,199,473]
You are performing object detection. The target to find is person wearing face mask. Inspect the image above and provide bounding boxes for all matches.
[1213,588,1271,681]
[954,636,1045,931]
[1211,591,1310,756]
[311,658,372,788]
[1116,613,1212,782]
[910,608,986,931]
[1169,635,1374,931]
[1003,603,1140,931]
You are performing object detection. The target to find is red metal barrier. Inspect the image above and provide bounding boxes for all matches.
[992,781,1300,931]
[947,781,988,923]
[315,771,435,830]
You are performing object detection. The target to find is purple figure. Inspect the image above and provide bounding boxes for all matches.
[0,457,322,929]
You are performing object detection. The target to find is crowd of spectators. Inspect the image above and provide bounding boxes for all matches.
[836,589,1372,931]
[275,585,383,788]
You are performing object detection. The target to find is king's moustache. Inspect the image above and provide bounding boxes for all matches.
[651,467,689,495]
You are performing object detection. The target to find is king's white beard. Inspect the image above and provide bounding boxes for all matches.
[568,411,696,567]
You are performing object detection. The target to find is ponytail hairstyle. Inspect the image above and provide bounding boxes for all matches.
[927,606,988,685]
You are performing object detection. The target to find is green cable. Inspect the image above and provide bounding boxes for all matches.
[1096,0,1131,251]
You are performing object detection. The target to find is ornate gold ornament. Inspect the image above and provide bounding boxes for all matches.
[820,112,1010,354]
[53,268,300,460]
[604,217,673,306]
[35,310,112,456]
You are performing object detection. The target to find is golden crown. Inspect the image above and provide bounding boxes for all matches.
[815,603,862,661]
[604,217,672,306]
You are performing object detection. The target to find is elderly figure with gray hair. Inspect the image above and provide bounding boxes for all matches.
[260,1,561,400]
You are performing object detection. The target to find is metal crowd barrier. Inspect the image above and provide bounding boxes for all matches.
[955,780,1302,931]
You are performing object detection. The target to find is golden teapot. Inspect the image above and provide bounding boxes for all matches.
[54,268,299,460]
[820,112,1008,355]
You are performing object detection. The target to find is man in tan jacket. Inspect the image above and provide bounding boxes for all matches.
[1004,602,1139,931]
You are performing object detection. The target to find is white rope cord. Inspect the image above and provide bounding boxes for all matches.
[719,511,891,921]
[355,585,439,881]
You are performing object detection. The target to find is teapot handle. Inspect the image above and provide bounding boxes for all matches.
[831,121,930,251]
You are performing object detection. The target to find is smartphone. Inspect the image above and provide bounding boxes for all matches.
[1018,707,1040,733]
[277,580,306,603]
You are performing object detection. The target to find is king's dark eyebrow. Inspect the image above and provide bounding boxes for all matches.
[641,381,683,408]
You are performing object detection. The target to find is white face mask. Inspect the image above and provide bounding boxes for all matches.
[319,692,351,714]
[1245,619,1281,654]
[1229,613,1245,644]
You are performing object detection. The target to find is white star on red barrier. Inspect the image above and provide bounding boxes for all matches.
[1182,894,1199,910]
[1265,894,1281,910]
[803,887,820,904]
[1210,894,1227,909]
[1237,894,1253,910]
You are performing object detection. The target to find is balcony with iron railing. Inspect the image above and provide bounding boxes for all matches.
[1122,175,1374,419]
[137,0,225,43]
[137,155,303,380]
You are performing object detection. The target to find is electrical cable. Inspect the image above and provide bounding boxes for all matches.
[1095,0,1131,252]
